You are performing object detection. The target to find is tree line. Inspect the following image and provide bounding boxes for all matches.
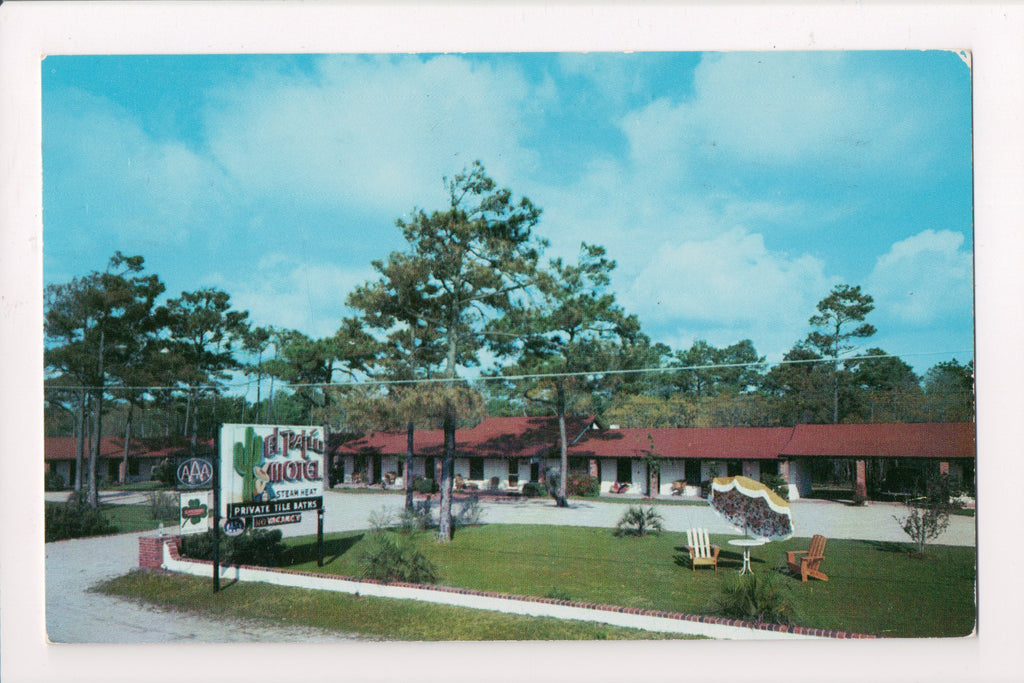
[45,162,974,532]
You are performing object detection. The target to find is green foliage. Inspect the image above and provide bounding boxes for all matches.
[412,476,438,495]
[45,500,117,542]
[231,529,288,566]
[360,533,438,584]
[521,481,548,498]
[148,490,179,523]
[546,586,572,601]
[179,529,287,567]
[614,505,664,537]
[397,497,434,532]
[398,500,435,533]
[894,472,960,554]
[232,426,263,502]
[759,473,787,498]
[713,571,795,625]
[152,459,176,486]
[566,473,599,497]
[45,470,67,491]
[367,506,395,533]
[455,494,484,528]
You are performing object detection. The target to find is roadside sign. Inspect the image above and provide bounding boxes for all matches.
[252,513,302,528]
[179,491,211,535]
[219,424,325,527]
[222,517,246,536]
[176,457,214,488]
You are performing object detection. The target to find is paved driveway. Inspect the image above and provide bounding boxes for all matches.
[319,490,977,546]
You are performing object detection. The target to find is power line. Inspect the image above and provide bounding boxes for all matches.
[43,349,972,394]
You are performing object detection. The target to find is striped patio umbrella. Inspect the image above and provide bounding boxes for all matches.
[709,475,794,541]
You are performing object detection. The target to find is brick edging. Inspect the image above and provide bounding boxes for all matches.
[151,536,874,639]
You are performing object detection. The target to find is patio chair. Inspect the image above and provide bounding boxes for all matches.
[787,534,829,582]
[671,480,687,496]
[684,528,720,571]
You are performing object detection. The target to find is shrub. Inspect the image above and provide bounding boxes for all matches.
[179,529,287,567]
[360,533,438,584]
[455,494,484,528]
[412,476,439,495]
[367,506,395,533]
[179,529,231,562]
[713,571,794,625]
[45,500,117,542]
[566,473,599,498]
[230,529,287,567]
[894,472,959,555]
[614,505,664,537]
[521,481,548,498]
[760,473,787,498]
[148,491,180,523]
[44,470,67,491]
[152,459,176,486]
[398,500,435,533]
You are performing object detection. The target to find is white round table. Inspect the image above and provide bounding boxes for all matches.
[728,538,767,574]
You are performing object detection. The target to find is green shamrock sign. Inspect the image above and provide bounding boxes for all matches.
[180,498,210,526]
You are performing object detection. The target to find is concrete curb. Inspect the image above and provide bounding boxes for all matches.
[152,536,874,641]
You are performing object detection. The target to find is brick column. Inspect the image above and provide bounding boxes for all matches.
[589,458,599,478]
[854,459,867,499]
[939,461,950,475]
[139,535,181,570]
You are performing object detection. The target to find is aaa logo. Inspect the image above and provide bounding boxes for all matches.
[180,498,210,526]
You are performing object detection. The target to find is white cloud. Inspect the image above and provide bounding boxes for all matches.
[45,88,233,244]
[867,229,974,326]
[227,256,378,338]
[204,54,540,219]
[616,52,941,190]
[622,227,833,357]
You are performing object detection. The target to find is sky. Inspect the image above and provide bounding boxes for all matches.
[41,51,974,376]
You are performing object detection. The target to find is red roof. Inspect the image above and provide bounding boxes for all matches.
[45,436,212,461]
[779,423,976,459]
[573,427,794,460]
[332,416,594,459]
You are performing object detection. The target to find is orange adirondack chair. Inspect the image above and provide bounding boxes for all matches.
[787,534,828,582]
[684,528,721,571]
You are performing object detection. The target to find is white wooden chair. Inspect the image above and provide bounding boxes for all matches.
[684,528,721,571]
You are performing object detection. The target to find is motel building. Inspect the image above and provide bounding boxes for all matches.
[326,416,975,501]
[45,417,975,501]
[43,436,203,487]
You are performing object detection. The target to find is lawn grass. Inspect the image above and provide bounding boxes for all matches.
[101,503,177,533]
[97,571,697,640]
[45,500,174,536]
[279,524,975,638]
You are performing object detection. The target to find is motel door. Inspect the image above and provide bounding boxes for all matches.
[372,455,382,484]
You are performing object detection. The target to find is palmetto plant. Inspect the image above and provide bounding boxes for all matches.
[615,505,664,537]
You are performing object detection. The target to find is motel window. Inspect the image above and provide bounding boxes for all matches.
[469,457,484,480]
[685,460,701,483]
[727,460,742,477]
[425,457,435,480]
[129,458,140,477]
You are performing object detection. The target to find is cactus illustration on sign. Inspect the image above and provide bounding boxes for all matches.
[233,427,263,502]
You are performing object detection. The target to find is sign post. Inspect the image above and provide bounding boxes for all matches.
[212,425,221,593]
[317,508,324,567]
